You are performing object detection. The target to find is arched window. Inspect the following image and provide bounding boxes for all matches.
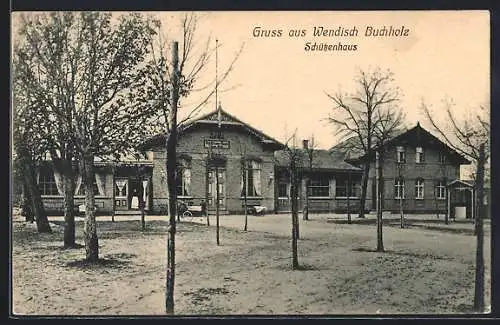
[415,178,424,199]
[176,157,192,197]
[394,177,405,199]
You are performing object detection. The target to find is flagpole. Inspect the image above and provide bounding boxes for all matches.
[216,39,221,128]
[215,38,221,245]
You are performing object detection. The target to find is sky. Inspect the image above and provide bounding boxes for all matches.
[156,10,490,150]
[11,11,490,151]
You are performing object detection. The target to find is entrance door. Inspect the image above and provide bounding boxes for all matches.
[208,168,226,210]
[128,179,140,210]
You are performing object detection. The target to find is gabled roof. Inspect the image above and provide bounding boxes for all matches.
[274,149,362,172]
[139,106,285,151]
[447,179,474,188]
[334,123,471,165]
[329,129,408,160]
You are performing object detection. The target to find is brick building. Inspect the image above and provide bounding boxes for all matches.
[341,123,471,214]
[139,106,283,214]
[34,111,473,217]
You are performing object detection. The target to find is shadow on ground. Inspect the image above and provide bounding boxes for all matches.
[352,247,454,261]
[327,218,479,236]
[65,253,137,269]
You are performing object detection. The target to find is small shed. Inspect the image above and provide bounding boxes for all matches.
[447,179,474,219]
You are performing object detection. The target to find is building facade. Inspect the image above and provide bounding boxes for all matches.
[344,123,470,214]
[35,111,473,216]
[140,107,283,214]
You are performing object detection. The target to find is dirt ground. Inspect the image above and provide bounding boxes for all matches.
[11,211,491,316]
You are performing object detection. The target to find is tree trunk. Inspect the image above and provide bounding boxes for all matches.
[205,161,210,226]
[19,143,51,233]
[400,195,404,229]
[81,154,98,262]
[398,164,404,229]
[473,143,485,312]
[347,172,351,224]
[358,162,370,218]
[290,162,299,269]
[112,167,116,223]
[216,166,220,246]
[61,159,76,248]
[21,180,34,223]
[376,150,384,252]
[165,41,179,315]
[445,190,450,225]
[243,163,248,231]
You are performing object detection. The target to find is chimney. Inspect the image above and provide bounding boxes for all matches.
[302,139,309,149]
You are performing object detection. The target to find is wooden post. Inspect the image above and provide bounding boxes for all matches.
[347,171,351,224]
[205,154,210,226]
[398,164,404,229]
[471,188,475,221]
[243,156,248,231]
[446,187,451,224]
[111,167,115,222]
[290,155,299,269]
[216,166,220,246]
[376,149,384,252]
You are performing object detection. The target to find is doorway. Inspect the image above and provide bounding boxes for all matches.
[208,168,226,210]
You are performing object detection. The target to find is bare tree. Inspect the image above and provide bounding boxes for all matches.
[137,13,244,314]
[421,99,489,312]
[421,100,490,183]
[279,131,304,269]
[474,143,486,312]
[326,68,402,218]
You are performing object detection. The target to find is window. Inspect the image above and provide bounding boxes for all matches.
[38,168,59,195]
[335,176,358,198]
[114,179,128,197]
[416,147,425,163]
[394,178,405,199]
[415,178,424,199]
[397,146,406,163]
[439,152,446,164]
[309,176,330,197]
[436,180,447,199]
[176,159,191,197]
[77,177,100,196]
[278,182,288,198]
[241,160,261,197]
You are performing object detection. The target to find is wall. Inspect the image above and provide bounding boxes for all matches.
[150,126,276,214]
[366,143,461,213]
[41,168,115,215]
[275,170,364,213]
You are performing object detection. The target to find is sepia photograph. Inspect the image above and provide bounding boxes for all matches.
[10,10,491,316]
